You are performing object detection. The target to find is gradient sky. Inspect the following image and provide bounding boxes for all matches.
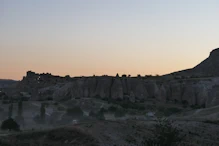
[0,0,219,80]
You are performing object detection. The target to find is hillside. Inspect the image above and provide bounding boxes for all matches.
[0,79,17,88]
[169,48,219,77]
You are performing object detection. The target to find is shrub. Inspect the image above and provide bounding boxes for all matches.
[142,118,185,146]
[99,108,107,113]
[53,102,59,106]
[114,109,126,118]
[120,102,145,111]
[66,106,83,118]
[190,104,203,109]
[57,106,65,111]
[182,100,189,108]
[47,97,53,101]
[2,100,10,104]
[203,120,219,125]
[122,74,127,77]
[89,110,105,120]
[108,106,118,112]
[1,118,20,131]
[163,107,182,116]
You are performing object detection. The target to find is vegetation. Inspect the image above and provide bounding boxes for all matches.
[66,106,84,118]
[142,118,185,146]
[107,106,126,117]
[203,120,219,125]
[108,100,146,111]
[108,106,118,112]
[89,108,106,120]
[114,109,126,118]
[157,107,182,117]
[2,100,10,104]
[164,107,182,116]
[122,74,127,77]
[1,118,20,131]
[89,109,105,120]
[190,104,204,109]
[182,100,189,108]
[0,127,99,146]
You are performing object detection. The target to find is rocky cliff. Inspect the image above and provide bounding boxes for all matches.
[16,71,219,108]
[170,48,219,77]
[16,48,219,107]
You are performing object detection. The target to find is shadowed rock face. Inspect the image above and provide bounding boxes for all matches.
[16,48,219,107]
[170,48,219,77]
[18,72,219,107]
[192,48,219,76]
[111,77,123,100]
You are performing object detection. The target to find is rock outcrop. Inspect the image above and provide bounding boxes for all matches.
[15,48,219,108]
[111,77,123,100]
[17,71,219,108]
[169,48,219,77]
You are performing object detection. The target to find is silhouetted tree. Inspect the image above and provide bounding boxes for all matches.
[137,74,141,78]
[66,106,83,119]
[142,118,185,146]
[89,110,105,120]
[1,118,20,131]
[122,74,127,78]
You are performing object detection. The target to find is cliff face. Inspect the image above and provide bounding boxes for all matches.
[170,48,219,77]
[16,48,219,107]
[17,71,219,107]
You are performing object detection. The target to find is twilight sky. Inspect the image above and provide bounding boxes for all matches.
[0,0,219,80]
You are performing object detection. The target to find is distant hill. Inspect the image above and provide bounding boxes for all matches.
[0,79,17,88]
[168,48,219,77]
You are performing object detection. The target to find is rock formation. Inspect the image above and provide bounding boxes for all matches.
[169,48,219,77]
[15,48,219,108]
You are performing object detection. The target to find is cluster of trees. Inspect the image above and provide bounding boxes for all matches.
[1,99,24,131]
[1,99,47,131]
[141,118,186,146]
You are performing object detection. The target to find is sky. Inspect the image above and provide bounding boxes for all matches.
[0,0,219,80]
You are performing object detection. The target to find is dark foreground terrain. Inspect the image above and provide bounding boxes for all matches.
[0,127,99,146]
[0,120,219,146]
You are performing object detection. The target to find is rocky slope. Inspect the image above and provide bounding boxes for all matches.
[170,48,219,77]
[1,120,219,146]
[15,48,219,107]
[16,71,219,108]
